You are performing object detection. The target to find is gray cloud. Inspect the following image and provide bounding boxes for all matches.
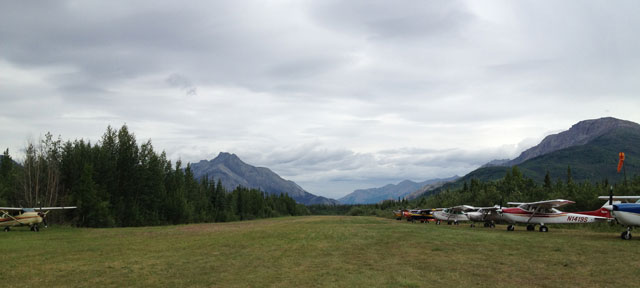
[1,1,639,198]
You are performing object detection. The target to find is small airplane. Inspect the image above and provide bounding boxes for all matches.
[406,209,439,223]
[394,209,438,223]
[0,206,76,232]
[466,205,505,228]
[500,199,611,232]
[599,194,640,240]
[433,205,472,225]
[393,209,406,220]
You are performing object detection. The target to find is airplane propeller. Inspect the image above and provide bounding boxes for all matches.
[609,186,613,206]
[39,212,49,228]
[37,202,49,228]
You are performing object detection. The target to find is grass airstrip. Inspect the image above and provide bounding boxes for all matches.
[1,216,638,287]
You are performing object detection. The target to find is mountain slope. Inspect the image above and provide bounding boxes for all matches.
[339,177,458,204]
[508,117,639,165]
[421,117,640,197]
[189,152,338,205]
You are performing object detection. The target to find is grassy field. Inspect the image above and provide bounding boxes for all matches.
[1,216,638,287]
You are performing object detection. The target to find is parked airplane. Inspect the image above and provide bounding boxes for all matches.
[393,209,406,220]
[407,209,438,223]
[500,199,611,232]
[599,195,640,240]
[433,205,472,225]
[466,205,505,228]
[0,206,76,232]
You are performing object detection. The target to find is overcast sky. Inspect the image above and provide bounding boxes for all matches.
[1,1,639,199]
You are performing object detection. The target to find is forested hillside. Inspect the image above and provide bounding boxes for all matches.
[0,126,308,227]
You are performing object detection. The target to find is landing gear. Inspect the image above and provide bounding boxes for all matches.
[436,220,441,225]
[621,227,632,240]
[489,223,496,228]
[539,226,548,232]
[454,221,459,226]
[30,225,40,232]
[3,227,10,232]
[526,224,535,231]
[447,221,452,225]
[470,223,475,228]
[483,222,490,228]
[507,225,515,231]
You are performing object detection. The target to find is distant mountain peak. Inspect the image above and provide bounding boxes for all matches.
[339,176,459,204]
[189,152,338,205]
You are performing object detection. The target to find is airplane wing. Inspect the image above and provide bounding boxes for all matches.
[598,196,640,203]
[451,205,476,212]
[33,207,77,211]
[510,199,575,209]
[0,207,24,211]
[477,206,500,211]
[506,202,526,206]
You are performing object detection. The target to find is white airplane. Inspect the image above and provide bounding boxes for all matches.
[466,205,505,228]
[433,205,472,225]
[599,195,640,240]
[500,199,611,232]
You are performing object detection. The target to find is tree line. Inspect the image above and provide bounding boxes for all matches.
[0,125,309,227]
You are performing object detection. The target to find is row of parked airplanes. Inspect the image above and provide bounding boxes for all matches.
[393,192,640,240]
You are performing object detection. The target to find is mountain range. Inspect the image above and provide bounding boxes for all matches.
[189,152,339,205]
[186,117,638,206]
[420,117,640,197]
[338,176,458,204]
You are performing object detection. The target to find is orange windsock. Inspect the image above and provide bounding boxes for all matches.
[617,152,625,173]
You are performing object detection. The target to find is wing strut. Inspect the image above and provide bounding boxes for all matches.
[527,206,541,224]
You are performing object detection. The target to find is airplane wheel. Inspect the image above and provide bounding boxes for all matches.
[470,223,475,228]
[436,220,441,225]
[526,224,535,231]
[483,222,489,228]
[621,231,632,240]
[539,226,548,232]
[490,223,496,228]
[3,227,9,232]
[507,225,515,231]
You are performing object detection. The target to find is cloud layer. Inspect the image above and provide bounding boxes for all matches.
[1,1,639,198]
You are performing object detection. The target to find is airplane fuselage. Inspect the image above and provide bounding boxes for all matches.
[501,207,609,225]
[0,211,43,228]
[612,203,640,226]
[467,211,503,223]
[433,210,469,222]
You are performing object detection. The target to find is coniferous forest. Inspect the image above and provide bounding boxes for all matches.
[0,125,309,227]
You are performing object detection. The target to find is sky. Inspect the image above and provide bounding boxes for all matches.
[1,1,639,199]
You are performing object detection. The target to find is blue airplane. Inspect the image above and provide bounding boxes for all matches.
[599,195,640,240]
